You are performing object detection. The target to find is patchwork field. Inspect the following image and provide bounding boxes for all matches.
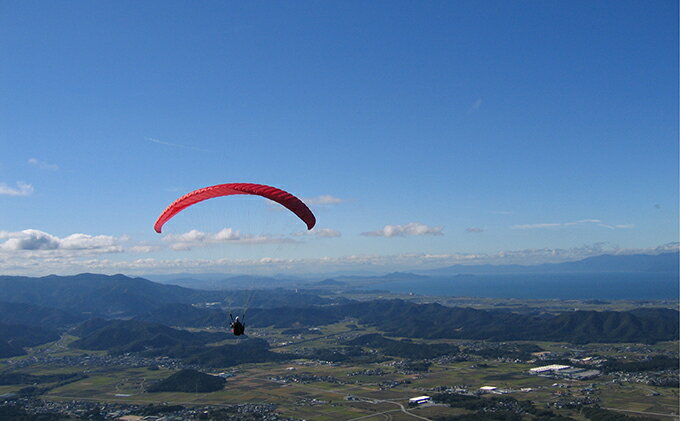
[3,323,677,420]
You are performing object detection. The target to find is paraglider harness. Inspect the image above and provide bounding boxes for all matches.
[227,289,254,336]
[229,313,245,336]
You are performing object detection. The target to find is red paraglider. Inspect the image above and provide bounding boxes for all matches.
[154,183,316,233]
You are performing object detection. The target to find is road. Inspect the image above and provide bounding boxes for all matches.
[604,407,679,419]
[347,397,431,421]
[261,374,431,421]
[269,328,356,349]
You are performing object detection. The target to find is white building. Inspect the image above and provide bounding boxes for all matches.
[529,364,571,374]
[408,396,431,405]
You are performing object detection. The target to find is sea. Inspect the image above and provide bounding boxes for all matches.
[377,273,679,300]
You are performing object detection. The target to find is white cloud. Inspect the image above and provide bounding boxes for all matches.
[0,230,59,250]
[59,233,122,250]
[469,98,482,112]
[304,195,344,205]
[511,219,634,230]
[599,223,635,230]
[163,228,298,251]
[0,229,123,254]
[362,222,444,237]
[0,182,34,196]
[314,228,342,238]
[28,158,59,170]
[292,228,342,238]
[212,228,242,241]
[511,219,601,229]
[163,229,210,244]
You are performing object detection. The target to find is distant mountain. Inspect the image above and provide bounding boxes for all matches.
[0,274,333,317]
[333,271,430,282]
[147,369,226,393]
[381,272,431,280]
[421,252,679,276]
[322,272,437,290]
[314,279,346,286]
[0,273,203,316]
[144,272,242,283]
[143,273,300,290]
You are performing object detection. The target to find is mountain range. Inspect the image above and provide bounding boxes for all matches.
[419,251,679,276]
[0,251,676,357]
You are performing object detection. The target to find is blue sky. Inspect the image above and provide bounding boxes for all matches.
[1,0,677,275]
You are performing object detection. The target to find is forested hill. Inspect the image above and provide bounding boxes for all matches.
[261,301,677,344]
[341,300,679,344]
[140,300,680,344]
[147,369,226,393]
[0,301,86,328]
[70,319,230,354]
[0,322,60,358]
[346,333,460,359]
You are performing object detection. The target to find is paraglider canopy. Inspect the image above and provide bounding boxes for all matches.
[154,183,316,233]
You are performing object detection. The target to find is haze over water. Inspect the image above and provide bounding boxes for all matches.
[381,273,678,300]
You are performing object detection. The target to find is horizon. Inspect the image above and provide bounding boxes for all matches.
[1,1,678,276]
[3,248,677,279]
